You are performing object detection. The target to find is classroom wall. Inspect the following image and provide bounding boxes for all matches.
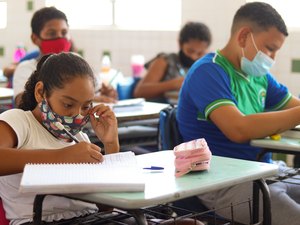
[1,0,300,96]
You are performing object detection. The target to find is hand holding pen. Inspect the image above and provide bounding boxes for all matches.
[54,122,104,162]
[54,122,80,143]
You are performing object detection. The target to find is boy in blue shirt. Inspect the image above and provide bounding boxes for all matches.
[178,2,300,225]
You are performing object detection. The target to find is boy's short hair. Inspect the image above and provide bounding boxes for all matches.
[31,7,68,36]
[231,2,288,36]
[179,22,212,46]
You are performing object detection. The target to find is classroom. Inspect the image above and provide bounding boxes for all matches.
[1,0,300,225]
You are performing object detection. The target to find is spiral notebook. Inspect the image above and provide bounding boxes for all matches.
[19,151,145,194]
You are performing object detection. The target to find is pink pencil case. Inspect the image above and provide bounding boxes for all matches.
[174,138,212,177]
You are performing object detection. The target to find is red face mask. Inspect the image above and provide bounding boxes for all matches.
[40,38,72,54]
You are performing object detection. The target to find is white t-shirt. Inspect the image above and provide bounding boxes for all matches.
[0,109,98,225]
[13,59,37,99]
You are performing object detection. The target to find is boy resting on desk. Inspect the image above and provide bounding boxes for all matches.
[177,2,300,225]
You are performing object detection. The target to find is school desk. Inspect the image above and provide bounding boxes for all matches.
[164,90,179,105]
[114,101,169,126]
[0,87,13,101]
[88,101,169,148]
[251,130,300,161]
[32,150,278,225]
[0,71,7,88]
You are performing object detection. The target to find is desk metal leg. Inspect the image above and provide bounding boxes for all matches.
[253,179,272,225]
[33,195,46,225]
[128,209,148,225]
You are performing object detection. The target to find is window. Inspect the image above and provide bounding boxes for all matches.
[46,0,113,28]
[0,1,7,29]
[247,0,300,30]
[45,0,181,31]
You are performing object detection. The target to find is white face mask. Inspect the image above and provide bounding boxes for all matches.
[241,33,275,77]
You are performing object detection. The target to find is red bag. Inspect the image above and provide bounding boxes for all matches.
[174,138,212,177]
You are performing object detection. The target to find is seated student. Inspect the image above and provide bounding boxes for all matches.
[0,52,119,224]
[0,55,202,225]
[13,6,117,107]
[133,22,211,103]
[177,2,300,225]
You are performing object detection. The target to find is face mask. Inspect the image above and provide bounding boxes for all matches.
[40,38,72,55]
[40,99,90,142]
[241,33,274,77]
[179,50,195,68]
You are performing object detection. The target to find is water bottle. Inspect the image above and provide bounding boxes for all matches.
[131,54,145,78]
[101,51,111,73]
[13,43,26,63]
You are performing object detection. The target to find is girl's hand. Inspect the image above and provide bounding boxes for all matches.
[100,83,118,100]
[89,104,118,145]
[59,142,103,163]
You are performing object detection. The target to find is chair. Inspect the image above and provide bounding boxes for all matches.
[158,105,183,151]
[0,199,9,225]
[117,77,141,100]
[158,106,215,217]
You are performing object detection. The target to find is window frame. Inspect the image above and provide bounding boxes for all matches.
[45,0,181,31]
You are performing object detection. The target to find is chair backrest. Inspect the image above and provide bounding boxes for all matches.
[0,199,9,225]
[117,77,141,100]
[158,105,183,150]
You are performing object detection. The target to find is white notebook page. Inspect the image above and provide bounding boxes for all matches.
[20,151,145,193]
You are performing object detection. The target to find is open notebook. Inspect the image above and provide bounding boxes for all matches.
[19,151,145,194]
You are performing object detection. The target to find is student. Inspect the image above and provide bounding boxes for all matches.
[177,2,300,225]
[13,6,117,107]
[133,22,211,103]
[0,52,120,224]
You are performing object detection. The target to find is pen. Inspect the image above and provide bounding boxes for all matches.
[143,166,164,170]
[54,122,80,143]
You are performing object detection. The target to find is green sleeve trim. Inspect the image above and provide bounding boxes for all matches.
[203,99,236,119]
[271,93,292,111]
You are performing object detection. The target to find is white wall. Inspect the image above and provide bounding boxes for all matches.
[1,0,300,96]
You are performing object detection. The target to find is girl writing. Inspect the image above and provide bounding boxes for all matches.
[0,52,119,225]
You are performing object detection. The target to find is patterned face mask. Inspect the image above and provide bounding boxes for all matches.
[39,99,90,142]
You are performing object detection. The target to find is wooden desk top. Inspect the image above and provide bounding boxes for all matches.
[65,150,278,209]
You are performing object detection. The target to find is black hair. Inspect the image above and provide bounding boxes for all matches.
[31,7,68,36]
[231,2,288,36]
[179,22,212,46]
[19,52,95,111]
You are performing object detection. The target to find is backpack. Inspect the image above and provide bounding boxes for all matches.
[158,105,183,150]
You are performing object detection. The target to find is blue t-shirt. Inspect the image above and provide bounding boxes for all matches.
[177,52,291,163]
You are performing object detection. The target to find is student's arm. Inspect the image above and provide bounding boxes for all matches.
[89,104,119,154]
[3,63,17,78]
[133,57,184,99]
[282,96,300,109]
[93,83,118,103]
[209,104,300,143]
[0,121,103,176]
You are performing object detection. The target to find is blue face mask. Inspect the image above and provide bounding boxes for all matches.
[241,33,274,77]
